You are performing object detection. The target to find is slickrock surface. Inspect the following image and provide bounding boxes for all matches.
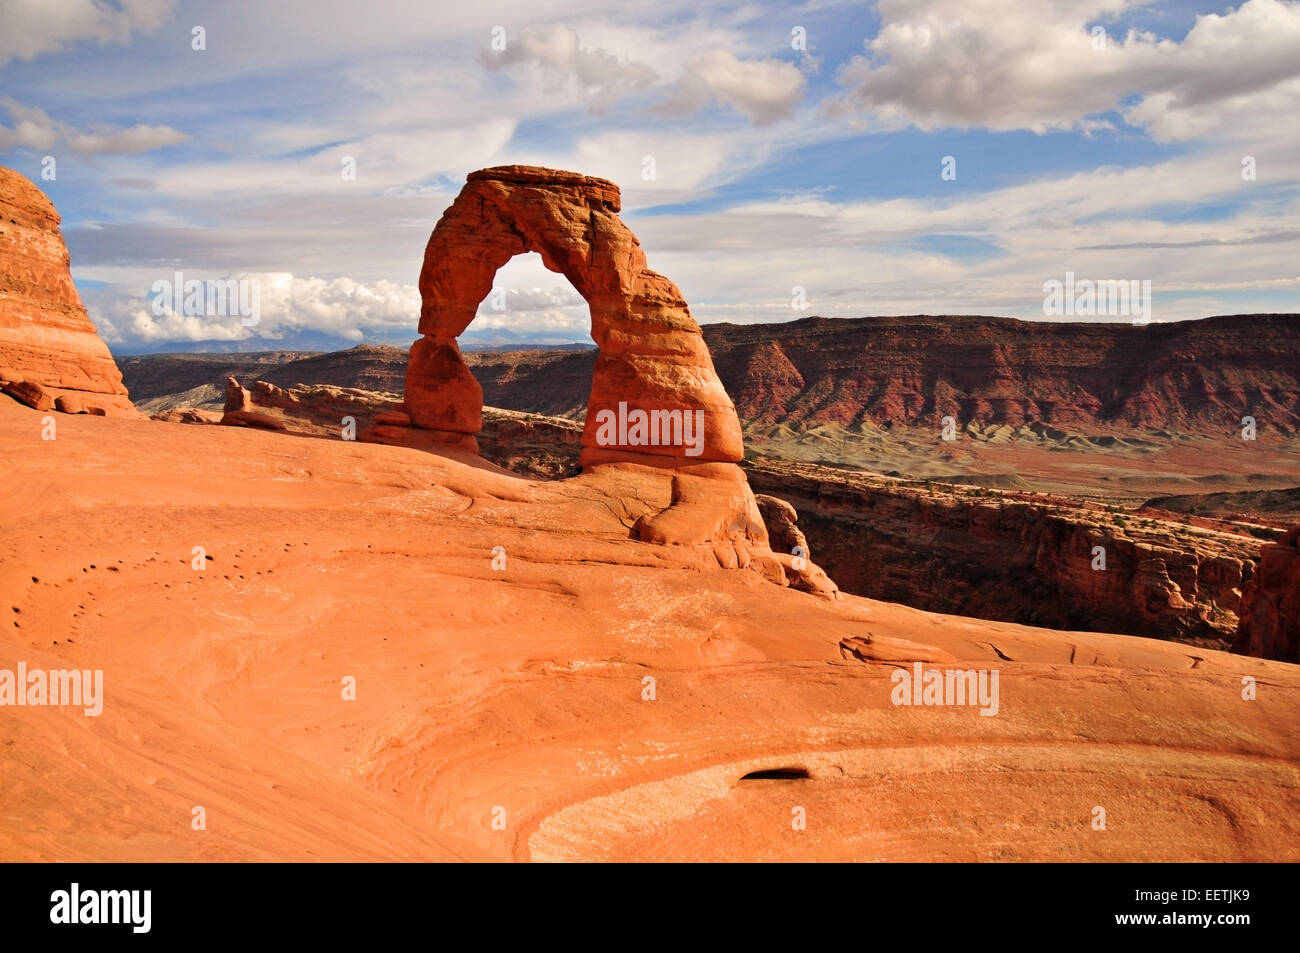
[2,397,1298,862]
[1234,527,1300,662]
[203,373,833,598]
[203,379,1283,652]
[0,168,138,418]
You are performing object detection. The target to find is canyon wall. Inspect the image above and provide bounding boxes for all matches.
[705,314,1300,435]
[745,461,1259,647]
[1233,527,1300,662]
[120,313,1300,439]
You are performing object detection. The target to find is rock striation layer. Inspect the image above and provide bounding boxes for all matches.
[0,167,138,417]
[705,314,1300,436]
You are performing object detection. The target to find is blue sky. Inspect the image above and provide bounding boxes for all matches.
[1,0,1298,352]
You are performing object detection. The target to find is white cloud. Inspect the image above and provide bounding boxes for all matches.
[480,23,805,125]
[834,0,1300,139]
[0,0,175,66]
[0,97,189,154]
[479,24,658,110]
[87,272,422,345]
[658,47,805,125]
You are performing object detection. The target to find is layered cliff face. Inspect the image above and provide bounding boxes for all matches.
[704,315,1300,436]
[0,168,138,417]
[744,460,1261,648]
[1234,527,1300,662]
[119,312,1300,441]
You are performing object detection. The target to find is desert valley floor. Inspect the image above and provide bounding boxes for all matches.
[2,397,1297,862]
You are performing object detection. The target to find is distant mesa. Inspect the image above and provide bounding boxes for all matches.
[0,168,140,418]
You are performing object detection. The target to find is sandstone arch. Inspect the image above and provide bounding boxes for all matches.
[401,165,743,467]
[366,165,834,597]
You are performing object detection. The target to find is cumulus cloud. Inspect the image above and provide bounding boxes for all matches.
[86,268,602,348]
[658,47,805,126]
[0,98,189,154]
[0,0,175,66]
[479,24,658,110]
[481,24,804,125]
[87,273,422,345]
[834,0,1300,138]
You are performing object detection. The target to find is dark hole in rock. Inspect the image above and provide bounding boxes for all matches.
[739,767,810,781]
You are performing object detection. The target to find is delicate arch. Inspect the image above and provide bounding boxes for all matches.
[402,165,743,469]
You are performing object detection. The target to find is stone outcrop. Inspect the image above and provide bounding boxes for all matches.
[1233,527,1300,662]
[152,407,222,425]
[211,375,586,477]
[0,167,138,417]
[755,493,810,562]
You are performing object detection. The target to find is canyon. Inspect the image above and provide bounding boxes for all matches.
[197,380,1280,653]
[122,313,1300,655]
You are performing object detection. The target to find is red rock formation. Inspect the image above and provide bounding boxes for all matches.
[151,407,222,425]
[1234,527,1300,662]
[5,393,1299,862]
[755,493,810,562]
[0,167,138,417]
[376,166,742,464]
[366,166,830,592]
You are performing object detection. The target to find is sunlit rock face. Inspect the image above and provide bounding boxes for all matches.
[0,167,139,418]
